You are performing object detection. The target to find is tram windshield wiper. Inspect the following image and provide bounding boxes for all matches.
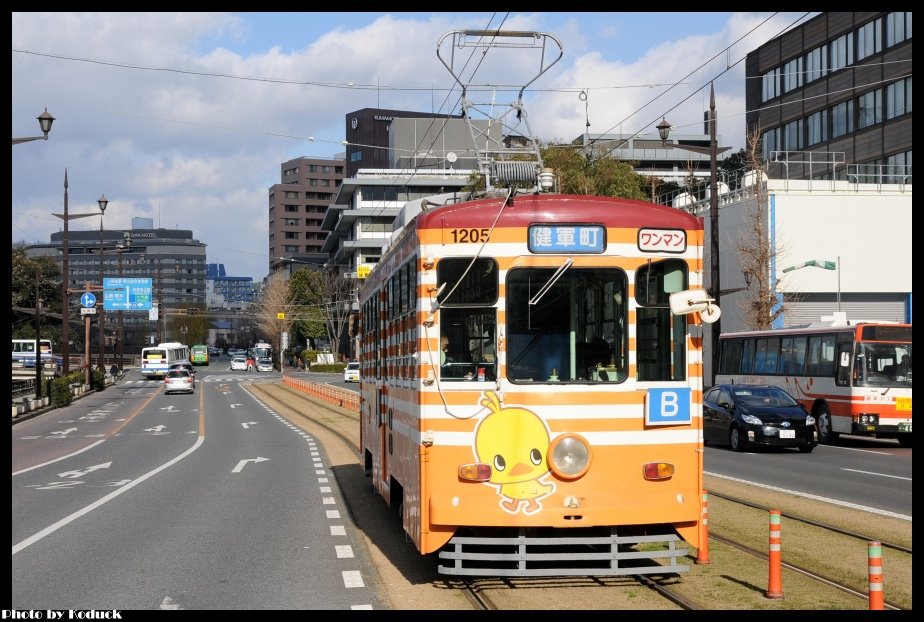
[529,257,573,306]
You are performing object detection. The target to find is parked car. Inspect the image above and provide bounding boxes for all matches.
[169,361,195,378]
[343,361,360,383]
[256,357,273,372]
[230,356,248,371]
[163,370,195,394]
[703,384,817,453]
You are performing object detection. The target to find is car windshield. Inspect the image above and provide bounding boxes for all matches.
[347,363,359,370]
[167,371,188,378]
[733,387,797,407]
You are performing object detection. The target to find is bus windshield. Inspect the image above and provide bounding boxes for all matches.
[855,342,912,387]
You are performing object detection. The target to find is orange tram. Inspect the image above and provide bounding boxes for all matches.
[357,191,717,576]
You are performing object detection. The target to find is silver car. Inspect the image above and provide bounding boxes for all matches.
[164,370,195,394]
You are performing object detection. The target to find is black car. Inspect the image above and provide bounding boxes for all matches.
[703,384,818,453]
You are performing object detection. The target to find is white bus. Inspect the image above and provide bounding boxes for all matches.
[140,342,190,379]
[717,319,911,447]
[12,338,61,372]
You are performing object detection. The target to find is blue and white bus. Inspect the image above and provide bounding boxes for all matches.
[140,342,190,379]
[12,338,62,372]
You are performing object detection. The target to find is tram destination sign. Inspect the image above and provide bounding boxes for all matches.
[103,277,153,311]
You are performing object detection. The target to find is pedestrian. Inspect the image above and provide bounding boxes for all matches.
[110,363,119,379]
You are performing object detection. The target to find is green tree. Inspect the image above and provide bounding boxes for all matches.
[540,145,648,199]
[287,267,328,347]
[12,249,62,343]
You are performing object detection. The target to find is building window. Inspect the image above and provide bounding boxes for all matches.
[284,218,300,226]
[309,165,319,173]
[284,191,299,199]
[284,245,299,253]
[782,57,802,93]
[886,12,911,47]
[761,67,780,102]
[284,231,299,240]
[886,77,912,119]
[321,165,330,173]
[804,46,827,83]
[309,179,318,186]
[829,33,853,72]
[831,100,854,138]
[284,204,299,213]
[283,167,298,176]
[807,110,827,146]
[857,18,883,61]
[783,119,803,150]
[335,166,344,174]
[761,127,781,160]
[885,151,912,184]
[858,89,883,129]
[350,150,362,163]
[321,179,330,187]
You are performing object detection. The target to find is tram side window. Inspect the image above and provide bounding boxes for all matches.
[635,259,686,382]
[437,258,499,381]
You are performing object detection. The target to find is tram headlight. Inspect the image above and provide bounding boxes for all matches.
[548,434,592,480]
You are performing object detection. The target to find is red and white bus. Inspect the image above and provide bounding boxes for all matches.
[717,320,911,447]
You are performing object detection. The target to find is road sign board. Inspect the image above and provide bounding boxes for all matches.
[104,277,153,311]
[80,307,97,315]
[80,292,97,308]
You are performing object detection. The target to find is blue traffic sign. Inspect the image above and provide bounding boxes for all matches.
[103,277,153,311]
[80,292,97,308]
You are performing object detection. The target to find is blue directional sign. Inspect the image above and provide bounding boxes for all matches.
[103,277,153,311]
[80,292,97,308]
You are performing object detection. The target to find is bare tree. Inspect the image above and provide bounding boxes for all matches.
[316,267,356,361]
[252,272,293,364]
[734,127,791,330]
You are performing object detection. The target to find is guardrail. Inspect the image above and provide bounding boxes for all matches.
[282,376,359,411]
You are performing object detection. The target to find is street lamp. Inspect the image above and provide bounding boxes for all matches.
[12,108,55,145]
[53,170,104,374]
[657,82,731,381]
[97,195,109,371]
[783,257,840,312]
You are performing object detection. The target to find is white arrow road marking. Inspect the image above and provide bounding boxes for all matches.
[160,597,182,610]
[50,428,78,436]
[241,422,258,429]
[231,457,269,473]
[14,436,205,555]
[160,405,178,412]
[105,479,132,487]
[13,440,107,476]
[144,425,167,433]
[58,462,112,479]
[229,403,242,409]
[35,481,84,490]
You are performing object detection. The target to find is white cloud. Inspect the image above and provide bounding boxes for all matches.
[12,12,804,280]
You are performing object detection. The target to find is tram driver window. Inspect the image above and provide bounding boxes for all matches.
[506,267,628,383]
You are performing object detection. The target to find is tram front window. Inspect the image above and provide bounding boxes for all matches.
[507,267,628,383]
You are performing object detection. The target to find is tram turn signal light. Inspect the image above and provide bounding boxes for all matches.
[643,462,675,481]
[458,463,492,482]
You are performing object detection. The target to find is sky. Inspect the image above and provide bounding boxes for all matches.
[12,12,812,281]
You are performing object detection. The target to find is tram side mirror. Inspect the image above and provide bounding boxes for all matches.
[669,289,721,323]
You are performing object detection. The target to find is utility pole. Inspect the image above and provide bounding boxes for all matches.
[35,271,42,399]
